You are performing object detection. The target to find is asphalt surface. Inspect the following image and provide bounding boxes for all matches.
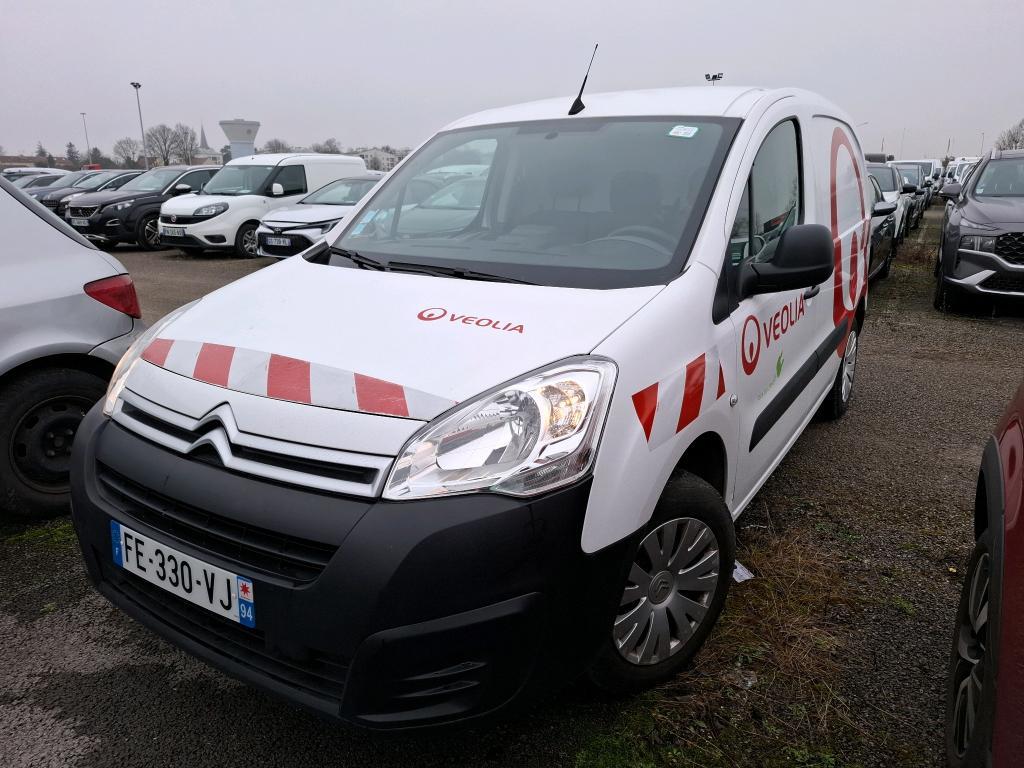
[2,216,1023,767]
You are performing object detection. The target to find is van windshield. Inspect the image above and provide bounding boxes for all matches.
[204,165,276,196]
[896,165,921,185]
[329,117,740,289]
[868,167,897,192]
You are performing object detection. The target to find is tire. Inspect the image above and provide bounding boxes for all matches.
[587,472,735,694]
[234,221,259,259]
[0,367,107,520]
[934,272,961,314]
[878,247,893,279]
[944,532,996,767]
[135,212,163,251]
[819,323,858,421]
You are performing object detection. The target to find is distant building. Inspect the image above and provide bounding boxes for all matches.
[193,126,223,165]
[352,146,410,171]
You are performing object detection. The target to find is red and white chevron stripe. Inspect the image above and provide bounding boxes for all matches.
[631,347,726,449]
[140,338,455,420]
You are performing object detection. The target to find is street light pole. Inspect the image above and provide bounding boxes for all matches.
[130,82,149,169]
[980,131,985,156]
[80,112,91,167]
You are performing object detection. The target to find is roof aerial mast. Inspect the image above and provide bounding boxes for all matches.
[568,43,599,116]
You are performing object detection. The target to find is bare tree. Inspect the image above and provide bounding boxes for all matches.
[172,123,199,163]
[145,123,176,165]
[311,137,341,154]
[112,137,141,167]
[995,118,1024,151]
[261,138,292,153]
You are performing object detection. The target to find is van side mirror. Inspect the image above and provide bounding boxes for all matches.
[173,183,191,195]
[940,182,962,201]
[872,200,898,217]
[902,183,918,194]
[271,182,284,196]
[739,224,834,298]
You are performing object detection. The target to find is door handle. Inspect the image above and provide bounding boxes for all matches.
[803,285,820,299]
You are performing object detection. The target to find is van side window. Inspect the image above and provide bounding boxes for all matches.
[727,120,801,269]
[275,165,307,196]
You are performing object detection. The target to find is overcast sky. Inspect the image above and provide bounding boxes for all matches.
[1,0,1020,160]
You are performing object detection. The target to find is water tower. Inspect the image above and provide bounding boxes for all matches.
[219,119,261,159]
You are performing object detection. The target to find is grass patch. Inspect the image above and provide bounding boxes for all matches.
[3,518,77,550]
[892,597,916,617]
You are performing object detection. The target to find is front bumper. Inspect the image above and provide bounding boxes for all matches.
[256,227,318,258]
[70,405,629,729]
[158,216,234,250]
[67,209,134,242]
[946,239,1024,297]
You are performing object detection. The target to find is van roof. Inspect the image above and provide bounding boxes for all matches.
[442,86,843,131]
[228,153,363,167]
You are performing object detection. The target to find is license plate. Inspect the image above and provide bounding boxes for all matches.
[265,236,291,247]
[160,226,185,237]
[110,520,255,627]
[71,218,89,227]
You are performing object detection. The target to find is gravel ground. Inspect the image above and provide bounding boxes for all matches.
[2,212,1022,767]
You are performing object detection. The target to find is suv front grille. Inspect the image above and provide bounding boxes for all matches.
[41,199,58,209]
[980,274,1024,294]
[995,232,1024,266]
[69,205,99,218]
[101,557,349,703]
[97,463,337,583]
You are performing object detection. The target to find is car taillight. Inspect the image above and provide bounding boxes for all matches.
[84,274,142,319]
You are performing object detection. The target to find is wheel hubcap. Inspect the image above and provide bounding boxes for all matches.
[614,517,720,666]
[144,218,159,246]
[951,552,990,758]
[841,330,858,403]
[10,395,91,493]
[243,229,257,255]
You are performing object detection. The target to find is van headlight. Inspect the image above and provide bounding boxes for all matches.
[193,202,228,219]
[384,357,616,500]
[102,302,197,416]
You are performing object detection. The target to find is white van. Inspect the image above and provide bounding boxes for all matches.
[158,153,366,257]
[72,86,878,728]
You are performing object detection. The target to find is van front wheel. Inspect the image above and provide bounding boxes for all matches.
[588,472,735,694]
[235,222,259,258]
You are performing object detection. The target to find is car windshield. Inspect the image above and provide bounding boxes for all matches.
[896,165,921,185]
[74,171,121,190]
[973,158,1024,197]
[330,117,739,289]
[12,175,42,188]
[51,171,89,188]
[121,168,184,192]
[868,167,897,192]
[301,178,379,206]
[203,164,275,196]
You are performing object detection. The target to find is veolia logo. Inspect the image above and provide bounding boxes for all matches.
[417,307,525,334]
[741,315,761,375]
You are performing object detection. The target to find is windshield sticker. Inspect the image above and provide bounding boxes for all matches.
[351,209,377,235]
[668,125,699,138]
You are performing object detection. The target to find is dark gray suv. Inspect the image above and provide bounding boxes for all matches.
[934,149,1024,311]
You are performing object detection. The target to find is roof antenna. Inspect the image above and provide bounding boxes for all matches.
[568,43,598,116]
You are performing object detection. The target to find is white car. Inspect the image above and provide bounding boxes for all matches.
[256,173,383,258]
[159,153,367,257]
[72,86,871,728]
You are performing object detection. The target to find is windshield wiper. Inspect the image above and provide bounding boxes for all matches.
[386,261,532,284]
[329,247,530,284]
[330,247,386,270]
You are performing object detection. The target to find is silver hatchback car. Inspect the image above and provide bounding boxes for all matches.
[0,177,143,519]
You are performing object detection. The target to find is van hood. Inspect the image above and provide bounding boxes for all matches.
[144,257,663,421]
[161,193,243,215]
[262,203,354,226]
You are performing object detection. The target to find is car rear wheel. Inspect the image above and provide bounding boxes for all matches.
[819,325,857,420]
[0,367,107,519]
[135,213,163,251]
[235,222,259,259]
[944,532,996,767]
[588,471,735,694]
